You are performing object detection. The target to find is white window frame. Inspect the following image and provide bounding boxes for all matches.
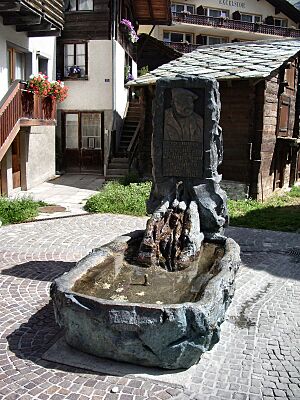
[207,36,228,45]
[163,31,193,44]
[171,3,195,14]
[274,18,288,28]
[206,8,229,18]
[240,13,262,23]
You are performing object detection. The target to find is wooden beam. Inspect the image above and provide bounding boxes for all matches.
[147,0,154,21]
[16,21,51,31]
[27,29,61,37]
[0,1,21,12]
[3,13,41,25]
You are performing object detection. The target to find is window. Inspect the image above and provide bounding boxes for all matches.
[206,8,229,18]
[171,3,195,14]
[274,18,288,28]
[7,47,27,85]
[81,113,101,149]
[207,36,228,45]
[65,0,93,11]
[64,42,87,78]
[163,32,193,43]
[240,13,261,23]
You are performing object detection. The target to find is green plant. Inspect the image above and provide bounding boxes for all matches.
[228,186,300,232]
[138,65,149,76]
[118,171,141,186]
[0,197,42,225]
[84,181,151,216]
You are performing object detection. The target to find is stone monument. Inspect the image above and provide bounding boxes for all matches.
[50,76,240,370]
[139,76,228,272]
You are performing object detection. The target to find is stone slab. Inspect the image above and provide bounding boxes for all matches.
[42,336,196,388]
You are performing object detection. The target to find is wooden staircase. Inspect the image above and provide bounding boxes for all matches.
[106,100,141,179]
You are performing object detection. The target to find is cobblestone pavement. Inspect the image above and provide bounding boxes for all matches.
[0,215,299,400]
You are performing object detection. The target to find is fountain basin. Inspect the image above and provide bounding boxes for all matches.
[51,231,240,369]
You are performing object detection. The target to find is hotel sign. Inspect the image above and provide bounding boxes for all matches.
[218,0,246,8]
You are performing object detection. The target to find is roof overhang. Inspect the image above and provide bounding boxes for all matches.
[133,0,171,25]
[267,0,300,22]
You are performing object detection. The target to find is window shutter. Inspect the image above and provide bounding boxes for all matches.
[277,96,290,137]
[285,64,296,90]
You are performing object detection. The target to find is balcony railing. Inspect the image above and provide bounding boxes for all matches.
[0,81,56,161]
[172,12,300,38]
[165,42,201,53]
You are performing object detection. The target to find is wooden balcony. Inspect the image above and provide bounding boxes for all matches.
[0,0,64,36]
[0,81,56,162]
[172,12,300,38]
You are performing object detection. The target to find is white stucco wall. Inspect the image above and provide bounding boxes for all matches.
[29,36,56,81]
[0,17,57,100]
[0,17,28,99]
[115,41,128,120]
[58,40,113,111]
[24,126,56,189]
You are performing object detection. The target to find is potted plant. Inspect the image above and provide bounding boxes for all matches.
[124,65,134,84]
[120,19,139,43]
[22,73,68,119]
[67,66,82,78]
[43,80,68,119]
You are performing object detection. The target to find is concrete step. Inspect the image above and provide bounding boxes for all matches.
[106,168,128,176]
[109,162,129,169]
[110,157,128,163]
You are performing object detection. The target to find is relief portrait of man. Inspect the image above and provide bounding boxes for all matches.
[164,88,204,142]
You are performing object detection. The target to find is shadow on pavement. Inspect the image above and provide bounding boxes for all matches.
[6,302,101,375]
[1,261,75,282]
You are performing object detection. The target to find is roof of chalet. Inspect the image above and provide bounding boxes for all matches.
[128,38,300,87]
[133,0,172,25]
[268,0,300,21]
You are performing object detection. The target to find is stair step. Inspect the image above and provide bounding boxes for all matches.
[110,157,128,163]
[106,168,128,176]
[109,161,129,167]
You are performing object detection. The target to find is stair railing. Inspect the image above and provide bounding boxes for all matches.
[0,80,57,162]
[0,80,23,151]
[127,120,141,169]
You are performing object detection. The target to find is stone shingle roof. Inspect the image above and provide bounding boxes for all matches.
[128,39,300,86]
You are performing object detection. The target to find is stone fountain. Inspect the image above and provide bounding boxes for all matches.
[51,76,240,370]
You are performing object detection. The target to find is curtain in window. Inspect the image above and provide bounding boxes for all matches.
[78,0,93,10]
[66,114,79,149]
[81,113,101,149]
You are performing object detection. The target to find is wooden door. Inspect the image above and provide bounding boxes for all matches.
[12,135,21,189]
[63,112,103,173]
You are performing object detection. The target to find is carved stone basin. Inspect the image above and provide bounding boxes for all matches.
[51,231,240,370]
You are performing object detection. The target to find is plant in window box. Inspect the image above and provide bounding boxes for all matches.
[120,19,139,43]
[22,73,50,117]
[124,65,134,84]
[43,81,69,119]
[68,66,82,78]
[23,74,68,119]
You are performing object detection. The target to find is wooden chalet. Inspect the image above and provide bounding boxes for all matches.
[55,0,172,177]
[127,39,300,200]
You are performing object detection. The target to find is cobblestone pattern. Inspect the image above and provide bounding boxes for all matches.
[0,215,299,400]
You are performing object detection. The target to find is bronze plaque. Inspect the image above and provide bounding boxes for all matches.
[163,141,203,177]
